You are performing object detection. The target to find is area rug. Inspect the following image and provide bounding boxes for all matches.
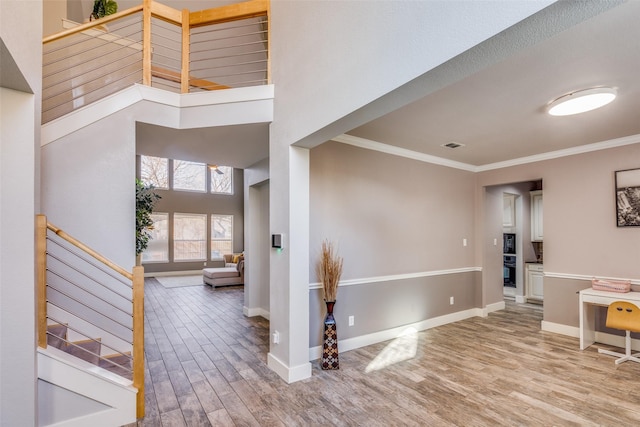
[154,275,205,288]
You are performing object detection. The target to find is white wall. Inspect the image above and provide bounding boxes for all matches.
[41,107,136,269]
[0,88,37,427]
[1,0,42,423]
[244,157,270,318]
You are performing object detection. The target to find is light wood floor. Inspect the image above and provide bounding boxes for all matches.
[131,279,640,426]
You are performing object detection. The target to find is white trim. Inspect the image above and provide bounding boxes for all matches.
[332,134,476,172]
[483,300,505,317]
[243,306,270,320]
[267,353,312,384]
[477,133,640,172]
[544,271,640,285]
[541,322,640,351]
[309,307,484,360]
[41,84,275,146]
[515,295,527,304]
[144,270,202,278]
[332,133,640,173]
[42,86,143,145]
[38,347,136,427]
[541,321,579,338]
[308,266,481,289]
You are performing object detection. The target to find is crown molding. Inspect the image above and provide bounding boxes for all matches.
[332,133,640,173]
[332,134,477,172]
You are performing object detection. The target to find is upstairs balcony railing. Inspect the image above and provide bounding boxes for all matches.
[42,0,269,123]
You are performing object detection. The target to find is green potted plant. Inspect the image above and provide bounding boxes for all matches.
[136,178,161,262]
[90,0,118,21]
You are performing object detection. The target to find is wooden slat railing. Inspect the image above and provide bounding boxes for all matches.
[36,214,145,418]
[42,0,270,123]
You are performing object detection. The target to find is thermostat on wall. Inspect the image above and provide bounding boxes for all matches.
[271,234,283,249]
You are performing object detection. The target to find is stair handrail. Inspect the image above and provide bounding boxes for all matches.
[36,214,145,419]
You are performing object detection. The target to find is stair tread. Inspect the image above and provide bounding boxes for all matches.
[46,323,68,349]
[66,339,101,365]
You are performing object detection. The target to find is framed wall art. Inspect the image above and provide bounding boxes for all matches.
[615,168,640,227]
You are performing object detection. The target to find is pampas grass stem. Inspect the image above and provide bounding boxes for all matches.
[316,240,343,302]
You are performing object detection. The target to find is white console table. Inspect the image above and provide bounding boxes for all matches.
[579,288,640,350]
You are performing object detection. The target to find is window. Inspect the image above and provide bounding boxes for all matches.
[142,213,169,262]
[173,160,205,192]
[211,214,233,259]
[174,213,207,261]
[140,155,168,189]
[210,166,233,194]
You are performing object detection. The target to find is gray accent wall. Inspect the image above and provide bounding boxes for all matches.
[310,272,481,347]
[309,141,478,346]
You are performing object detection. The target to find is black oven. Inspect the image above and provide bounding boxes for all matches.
[503,233,516,255]
[504,255,516,287]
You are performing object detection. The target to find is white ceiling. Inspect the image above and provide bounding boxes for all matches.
[345,1,640,169]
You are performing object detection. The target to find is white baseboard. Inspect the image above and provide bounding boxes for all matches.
[484,300,505,317]
[267,353,312,383]
[144,270,201,278]
[541,321,640,351]
[541,321,579,338]
[243,306,270,320]
[309,307,483,361]
[515,295,526,304]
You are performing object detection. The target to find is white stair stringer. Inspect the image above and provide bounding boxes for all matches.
[37,346,137,427]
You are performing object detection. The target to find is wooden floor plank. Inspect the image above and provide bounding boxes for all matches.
[140,278,640,426]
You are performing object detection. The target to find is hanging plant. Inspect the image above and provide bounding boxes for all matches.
[90,0,118,21]
[136,178,161,256]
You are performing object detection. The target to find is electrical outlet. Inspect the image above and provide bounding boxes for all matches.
[272,331,279,344]
[450,296,454,305]
[463,238,468,247]
[203,261,207,266]
[348,315,354,326]
[493,238,497,246]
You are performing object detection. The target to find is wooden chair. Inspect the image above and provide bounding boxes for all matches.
[598,301,640,364]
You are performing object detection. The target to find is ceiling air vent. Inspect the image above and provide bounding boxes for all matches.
[441,141,465,149]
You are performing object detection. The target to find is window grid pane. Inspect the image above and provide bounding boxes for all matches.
[211,214,233,259]
[141,155,169,189]
[174,213,207,261]
[142,212,169,262]
[174,160,206,192]
[210,166,233,194]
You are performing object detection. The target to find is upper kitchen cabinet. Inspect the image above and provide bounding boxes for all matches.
[531,190,543,241]
[503,194,516,228]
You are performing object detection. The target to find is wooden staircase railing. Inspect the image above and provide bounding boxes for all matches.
[36,214,145,419]
[42,0,270,123]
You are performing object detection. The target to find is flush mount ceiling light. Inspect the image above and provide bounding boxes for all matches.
[547,87,617,116]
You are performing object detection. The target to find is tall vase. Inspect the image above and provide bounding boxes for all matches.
[321,300,339,370]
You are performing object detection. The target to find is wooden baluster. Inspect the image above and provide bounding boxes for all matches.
[36,215,48,348]
[132,265,145,419]
[181,8,190,93]
[142,0,152,86]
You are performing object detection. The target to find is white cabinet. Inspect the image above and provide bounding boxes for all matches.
[526,263,544,301]
[530,190,543,241]
[503,194,515,227]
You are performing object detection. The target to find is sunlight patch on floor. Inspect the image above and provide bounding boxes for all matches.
[365,327,418,373]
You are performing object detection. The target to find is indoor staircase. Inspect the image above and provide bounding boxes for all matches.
[46,323,133,380]
[37,215,144,426]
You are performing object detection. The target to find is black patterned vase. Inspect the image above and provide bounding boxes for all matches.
[321,300,339,370]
